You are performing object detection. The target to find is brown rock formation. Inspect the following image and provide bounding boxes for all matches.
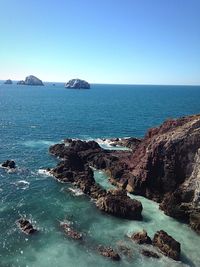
[96,189,143,220]
[152,230,181,261]
[60,221,83,240]
[98,246,120,261]
[49,140,143,220]
[131,229,152,244]
[109,114,200,232]
[49,114,200,232]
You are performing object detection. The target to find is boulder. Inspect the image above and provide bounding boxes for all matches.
[60,221,82,240]
[152,230,181,261]
[17,218,37,234]
[131,229,152,244]
[98,246,120,261]
[2,160,16,169]
[65,79,90,89]
[96,189,143,220]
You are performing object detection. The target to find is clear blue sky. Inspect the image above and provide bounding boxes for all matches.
[0,0,199,84]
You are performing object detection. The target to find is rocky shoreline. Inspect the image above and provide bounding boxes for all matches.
[49,140,143,220]
[2,114,199,263]
[49,114,200,235]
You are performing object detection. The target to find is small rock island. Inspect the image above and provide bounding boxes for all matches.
[17,75,44,86]
[4,79,13,84]
[65,79,90,89]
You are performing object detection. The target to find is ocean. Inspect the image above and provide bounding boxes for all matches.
[0,82,200,267]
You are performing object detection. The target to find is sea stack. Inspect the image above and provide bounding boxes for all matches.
[4,79,12,84]
[65,79,90,89]
[17,75,44,86]
[25,75,44,86]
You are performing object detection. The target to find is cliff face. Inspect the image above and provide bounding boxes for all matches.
[122,115,200,232]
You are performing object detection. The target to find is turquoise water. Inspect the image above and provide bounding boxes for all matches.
[0,82,200,267]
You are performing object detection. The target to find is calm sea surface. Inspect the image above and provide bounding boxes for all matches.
[0,82,200,267]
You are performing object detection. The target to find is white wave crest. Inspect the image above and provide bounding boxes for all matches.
[38,169,53,176]
[68,187,84,196]
[11,180,30,190]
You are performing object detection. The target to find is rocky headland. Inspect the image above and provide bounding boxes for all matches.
[17,75,44,86]
[49,114,200,234]
[65,79,90,89]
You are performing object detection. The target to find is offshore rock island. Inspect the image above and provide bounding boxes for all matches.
[17,75,44,86]
[49,114,200,234]
[65,79,90,89]
[4,79,13,84]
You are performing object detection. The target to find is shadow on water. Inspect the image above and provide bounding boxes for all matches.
[181,253,196,267]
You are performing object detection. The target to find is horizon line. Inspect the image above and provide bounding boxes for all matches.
[0,79,200,87]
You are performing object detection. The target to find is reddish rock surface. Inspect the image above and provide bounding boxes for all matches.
[131,229,152,244]
[49,114,200,232]
[49,140,143,220]
[60,221,83,240]
[96,189,143,220]
[109,115,200,232]
[152,230,181,261]
[98,246,120,261]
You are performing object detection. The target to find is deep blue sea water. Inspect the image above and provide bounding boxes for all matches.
[0,82,200,267]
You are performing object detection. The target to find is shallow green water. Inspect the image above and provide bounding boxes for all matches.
[1,163,199,267]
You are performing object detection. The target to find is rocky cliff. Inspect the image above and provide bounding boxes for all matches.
[115,114,200,233]
[49,114,200,233]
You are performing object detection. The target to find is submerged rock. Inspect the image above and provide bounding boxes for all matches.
[141,249,160,259]
[17,218,37,235]
[65,79,90,89]
[98,246,120,261]
[2,160,16,169]
[60,221,83,240]
[96,189,143,220]
[4,79,12,84]
[152,230,181,261]
[189,212,200,234]
[116,242,133,257]
[131,229,152,244]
